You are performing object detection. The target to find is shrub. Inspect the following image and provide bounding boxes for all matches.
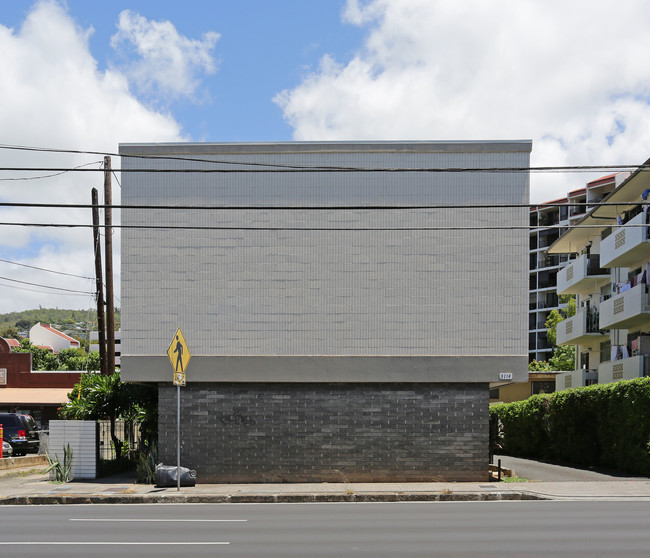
[490,378,650,476]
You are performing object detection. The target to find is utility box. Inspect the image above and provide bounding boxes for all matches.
[48,420,97,480]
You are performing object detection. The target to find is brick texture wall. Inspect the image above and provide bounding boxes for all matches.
[158,382,489,483]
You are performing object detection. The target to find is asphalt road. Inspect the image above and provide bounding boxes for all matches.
[1,501,650,557]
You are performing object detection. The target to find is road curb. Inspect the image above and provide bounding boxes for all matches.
[0,491,549,505]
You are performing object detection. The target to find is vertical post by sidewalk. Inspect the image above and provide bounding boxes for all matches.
[177,384,180,492]
[92,188,108,377]
[104,156,116,375]
[168,329,189,492]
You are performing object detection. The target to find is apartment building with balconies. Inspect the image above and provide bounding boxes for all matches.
[548,168,650,390]
[529,176,616,363]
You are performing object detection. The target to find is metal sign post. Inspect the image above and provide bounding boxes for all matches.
[177,383,180,492]
[167,328,190,492]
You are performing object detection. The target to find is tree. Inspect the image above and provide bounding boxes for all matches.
[545,297,576,346]
[544,297,576,371]
[14,339,51,370]
[548,344,576,371]
[14,340,100,371]
[59,371,157,460]
[0,326,19,339]
[529,360,552,371]
[529,297,577,372]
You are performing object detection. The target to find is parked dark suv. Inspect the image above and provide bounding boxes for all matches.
[0,413,40,456]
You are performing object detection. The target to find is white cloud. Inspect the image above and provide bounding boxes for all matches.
[0,0,185,313]
[110,9,220,102]
[275,0,650,202]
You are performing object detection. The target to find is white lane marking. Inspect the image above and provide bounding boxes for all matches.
[3,542,230,545]
[70,518,246,522]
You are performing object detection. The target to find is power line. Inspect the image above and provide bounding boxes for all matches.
[0,280,93,297]
[0,221,637,231]
[0,275,93,295]
[0,258,94,280]
[111,170,121,188]
[0,143,354,171]
[1,165,648,174]
[0,201,645,210]
[1,142,649,174]
[0,160,103,181]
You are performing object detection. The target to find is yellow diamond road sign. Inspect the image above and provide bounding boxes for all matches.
[168,328,191,385]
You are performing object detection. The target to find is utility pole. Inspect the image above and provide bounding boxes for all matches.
[91,188,107,376]
[104,156,116,375]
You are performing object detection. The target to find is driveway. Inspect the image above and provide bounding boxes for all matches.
[495,455,648,482]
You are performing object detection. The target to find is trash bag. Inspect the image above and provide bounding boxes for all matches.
[155,464,197,487]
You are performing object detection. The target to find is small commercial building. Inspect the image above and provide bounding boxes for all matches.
[119,140,531,482]
[0,338,79,427]
[489,371,560,404]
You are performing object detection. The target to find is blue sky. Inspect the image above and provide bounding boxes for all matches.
[1,0,360,142]
[3,0,650,312]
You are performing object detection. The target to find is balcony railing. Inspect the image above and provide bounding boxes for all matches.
[556,253,610,295]
[556,309,606,346]
[600,283,650,330]
[598,355,650,384]
[556,369,598,391]
[600,210,650,269]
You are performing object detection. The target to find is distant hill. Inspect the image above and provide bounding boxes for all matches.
[0,308,120,337]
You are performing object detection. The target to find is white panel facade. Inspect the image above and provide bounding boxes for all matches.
[48,420,97,480]
[120,142,530,381]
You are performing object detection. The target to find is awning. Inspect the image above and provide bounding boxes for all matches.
[0,388,72,405]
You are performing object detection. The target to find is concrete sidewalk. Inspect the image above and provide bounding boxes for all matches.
[1,460,650,504]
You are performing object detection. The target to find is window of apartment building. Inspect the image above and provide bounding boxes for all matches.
[580,351,589,370]
[538,230,559,248]
[531,381,556,395]
[529,313,537,330]
[629,267,642,282]
[570,197,586,217]
[601,283,611,302]
[600,339,612,363]
[601,226,612,241]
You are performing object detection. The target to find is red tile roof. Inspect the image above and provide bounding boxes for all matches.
[587,173,617,188]
[38,323,80,346]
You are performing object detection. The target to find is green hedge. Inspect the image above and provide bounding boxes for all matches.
[490,377,650,476]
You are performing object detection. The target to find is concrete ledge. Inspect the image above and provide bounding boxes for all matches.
[0,491,549,505]
[489,464,515,477]
[0,455,48,470]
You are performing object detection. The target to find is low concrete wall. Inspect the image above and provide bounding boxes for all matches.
[0,455,48,470]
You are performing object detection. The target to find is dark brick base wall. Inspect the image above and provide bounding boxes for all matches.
[158,382,489,483]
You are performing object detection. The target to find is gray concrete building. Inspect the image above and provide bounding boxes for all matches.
[119,140,531,482]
